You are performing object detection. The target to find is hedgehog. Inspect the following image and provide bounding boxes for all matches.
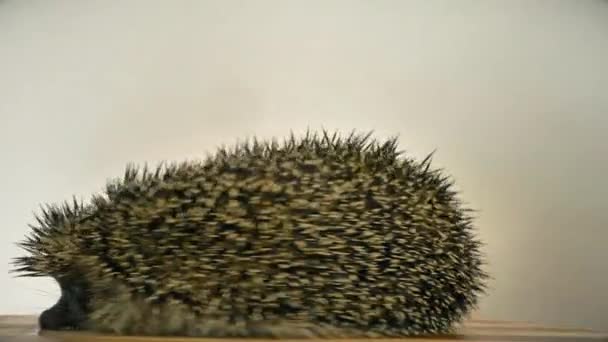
[13,130,487,338]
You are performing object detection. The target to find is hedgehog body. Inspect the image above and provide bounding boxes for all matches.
[15,131,487,337]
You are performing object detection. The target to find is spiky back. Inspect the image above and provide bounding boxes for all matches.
[14,131,487,336]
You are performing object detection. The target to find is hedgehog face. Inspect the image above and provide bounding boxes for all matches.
[39,276,90,331]
[9,201,94,331]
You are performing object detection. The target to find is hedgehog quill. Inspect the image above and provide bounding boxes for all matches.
[13,130,488,338]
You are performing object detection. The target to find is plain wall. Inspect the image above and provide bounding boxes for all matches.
[1,0,607,331]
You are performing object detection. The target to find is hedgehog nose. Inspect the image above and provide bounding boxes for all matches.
[39,304,78,331]
[39,307,65,330]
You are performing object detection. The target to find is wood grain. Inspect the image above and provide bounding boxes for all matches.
[1,316,606,342]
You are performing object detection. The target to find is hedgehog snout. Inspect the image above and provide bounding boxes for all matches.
[39,281,89,331]
[39,305,71,330]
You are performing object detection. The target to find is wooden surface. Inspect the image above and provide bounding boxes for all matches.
[1,316,606,342]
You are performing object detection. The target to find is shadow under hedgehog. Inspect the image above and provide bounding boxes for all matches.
[13,130,488,338]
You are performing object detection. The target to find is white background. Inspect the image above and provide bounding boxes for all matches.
[1,0,607,331]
